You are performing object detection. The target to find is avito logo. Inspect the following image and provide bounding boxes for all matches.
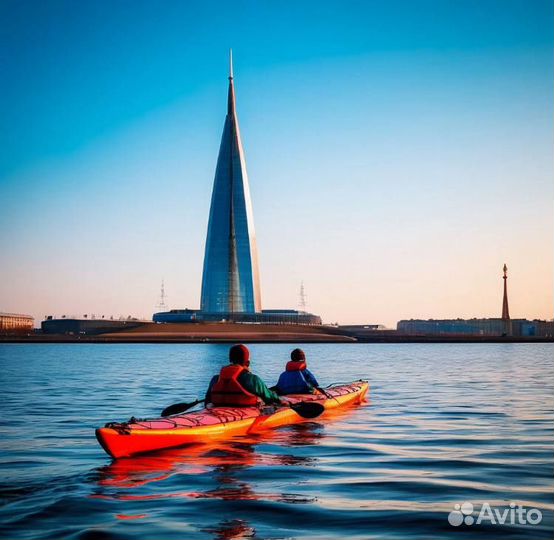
[448,502,542,527]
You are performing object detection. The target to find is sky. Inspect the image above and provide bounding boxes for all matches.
[0,0,552,327]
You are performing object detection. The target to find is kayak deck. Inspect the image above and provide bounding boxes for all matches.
[96,380,369,458]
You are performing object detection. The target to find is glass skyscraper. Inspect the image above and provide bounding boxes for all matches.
[200,53,262,314]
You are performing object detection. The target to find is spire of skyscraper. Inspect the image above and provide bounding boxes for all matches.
[229,48,233,79]
[200,54,262,314]
[502,263,510,320]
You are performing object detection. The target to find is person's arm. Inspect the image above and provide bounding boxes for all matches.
[204,375,219,404]
[303,369,319,389]
[240,372,281,404]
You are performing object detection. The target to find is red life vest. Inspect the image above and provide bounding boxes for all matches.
[210,364,259,407]
[286,360,307,372]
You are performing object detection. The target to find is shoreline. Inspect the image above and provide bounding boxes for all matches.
[1,335,552,344]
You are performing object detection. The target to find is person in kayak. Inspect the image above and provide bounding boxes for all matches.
[276,348,320,395]
[205,344,282,406]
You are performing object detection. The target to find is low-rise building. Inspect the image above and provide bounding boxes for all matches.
[396,318,553,338]
[41,316,149,335]
[0,313,34,334]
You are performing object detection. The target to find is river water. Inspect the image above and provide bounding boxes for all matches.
[0,343,552,539]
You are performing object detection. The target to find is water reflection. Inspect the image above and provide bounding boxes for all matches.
[95,421,325,495]
[201,519,256,540]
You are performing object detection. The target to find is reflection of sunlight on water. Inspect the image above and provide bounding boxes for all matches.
[95,404,365,495]
[94,420,333,500]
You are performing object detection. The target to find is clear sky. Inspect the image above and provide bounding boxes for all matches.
[1,0,552,327]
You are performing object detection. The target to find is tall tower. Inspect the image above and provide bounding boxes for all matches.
[501,264,510,320]
[200,52,262,314]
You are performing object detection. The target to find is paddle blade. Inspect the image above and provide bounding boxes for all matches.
[161,399,201,417]
[290,401,325,419]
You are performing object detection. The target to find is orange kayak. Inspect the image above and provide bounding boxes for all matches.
[96,381,369,458]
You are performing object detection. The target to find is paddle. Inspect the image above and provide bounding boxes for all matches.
[247,400,325,434]
[161,398,324,419]
[288,400,325,419]
[161,399,204,417]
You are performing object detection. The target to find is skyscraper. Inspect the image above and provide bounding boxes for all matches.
[200,52,262,314]
[152,55,321,326]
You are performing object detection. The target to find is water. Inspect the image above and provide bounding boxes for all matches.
[0,343,552,540]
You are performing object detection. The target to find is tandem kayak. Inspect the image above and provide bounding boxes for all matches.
[96,380,369,458]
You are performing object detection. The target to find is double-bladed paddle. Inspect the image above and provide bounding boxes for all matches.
[161,399,324,419]
[161,399,204,417]
[246,400,324,434]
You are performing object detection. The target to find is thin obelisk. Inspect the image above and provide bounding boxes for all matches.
[200,51,262,314]
[501,264,510,320]
[501,263,511,336]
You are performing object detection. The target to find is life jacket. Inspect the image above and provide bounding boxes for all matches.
[286,360,307,371]
[210,364,259,407]
[277,362,313,394]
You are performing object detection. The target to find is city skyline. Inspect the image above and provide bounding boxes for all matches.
[0,1,552,327]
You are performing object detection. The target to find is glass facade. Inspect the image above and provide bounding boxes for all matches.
[200,64,262,313]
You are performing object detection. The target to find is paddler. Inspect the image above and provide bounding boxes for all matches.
[205,344,282,406]
[275,348,320,395]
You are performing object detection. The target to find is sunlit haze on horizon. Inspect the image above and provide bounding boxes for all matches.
[1,0,552,327]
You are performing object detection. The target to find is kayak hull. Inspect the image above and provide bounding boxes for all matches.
[96,381,368,458]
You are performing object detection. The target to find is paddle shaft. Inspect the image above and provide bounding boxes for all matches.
[162,395,325,419]
[161,399,204,417]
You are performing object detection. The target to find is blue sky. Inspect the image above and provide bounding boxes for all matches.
[1,0,552,326]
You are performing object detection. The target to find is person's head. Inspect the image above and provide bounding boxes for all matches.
[290,348,306,363]
[229,344,250,367]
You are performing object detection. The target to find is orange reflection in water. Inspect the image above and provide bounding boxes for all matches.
[96,404,360,493]
[96,424,321,491]
[93,406,363,539]
[94,407,363,504]
[201,519,256,540]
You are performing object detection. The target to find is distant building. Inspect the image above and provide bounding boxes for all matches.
[396,318,553,338]
[154,53,321,326]
[200,51,261,314]
[154,309,321,325]
[41,316,149,335]
[0,313,34,334]
[396,264,553,338]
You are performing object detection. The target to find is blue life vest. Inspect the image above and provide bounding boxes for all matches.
[277,361,313,394]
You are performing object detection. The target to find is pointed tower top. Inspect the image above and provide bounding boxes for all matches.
[229,49,233,80]
[503,263,508,277]
[227,50,236,115]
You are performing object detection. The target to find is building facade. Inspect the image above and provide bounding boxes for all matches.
[396,318,553,338]
[41,316,148,335]
[154,309,321,325]
[0,312,34,334]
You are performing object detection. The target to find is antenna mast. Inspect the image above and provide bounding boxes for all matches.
[299,281,307,312]
[156,279,167,311]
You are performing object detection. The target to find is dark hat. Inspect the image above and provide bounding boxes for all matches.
[290,348,306,362]
[229,344,250,365]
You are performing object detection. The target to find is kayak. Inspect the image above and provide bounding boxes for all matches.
[96,380,369,459]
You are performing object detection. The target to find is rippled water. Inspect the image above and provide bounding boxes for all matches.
[0,343,553,539]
